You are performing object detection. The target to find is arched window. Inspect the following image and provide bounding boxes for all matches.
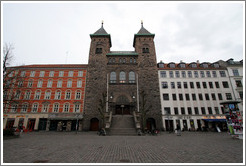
[110,72,116,83]
[21,103,29,112]
[55,90,61,99]
[47,79,53,87]
[63,103,70,112]
[35,90,41,99]
[32,103,39,112]
[28,79,33,88]
[45,90,51,99]
[75,90,81,99]
[129,71,136,83]
[119,71,126,83]
[53,103,59,112]
[65,90,71,99]
[67,79,72,88]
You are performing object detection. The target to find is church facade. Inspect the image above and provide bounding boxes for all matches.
[82,23,162,131]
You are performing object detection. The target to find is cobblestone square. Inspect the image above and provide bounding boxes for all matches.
[3,131,244,164]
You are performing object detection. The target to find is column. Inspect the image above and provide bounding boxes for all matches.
[3,118,7,129]
[13,117,19,127]
[187,119,191,131]
[46,119,50,131]
[194,118,198,130]
[34,118,40,130]
[23,118,28,129]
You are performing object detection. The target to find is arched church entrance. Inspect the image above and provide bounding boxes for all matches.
[115,95,131,115]
[146,118,156,131]
[90,118,99,131]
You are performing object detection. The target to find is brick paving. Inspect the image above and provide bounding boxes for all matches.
[3,131,244,164]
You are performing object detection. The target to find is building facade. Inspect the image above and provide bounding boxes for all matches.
[82,22,162,131]
[158,61,236,132]
[3,65,87,131]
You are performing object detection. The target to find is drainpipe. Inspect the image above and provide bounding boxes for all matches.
[137,73,139,112]
[106,73,109,112]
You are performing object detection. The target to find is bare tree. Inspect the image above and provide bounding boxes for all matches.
[139,90,152,131]
[3,43,25,112]
[97,92,107,128]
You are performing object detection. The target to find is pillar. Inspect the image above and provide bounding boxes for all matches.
[13,117,19,127]
[46,119,50,131]
[3,118,7,129]
[34,118,40,130]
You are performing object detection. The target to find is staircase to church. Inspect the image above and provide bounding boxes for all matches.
[109,115,137,136]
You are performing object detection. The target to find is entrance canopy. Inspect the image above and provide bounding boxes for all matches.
[202,119,226,122]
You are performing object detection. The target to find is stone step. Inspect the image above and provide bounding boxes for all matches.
[109,128,137,136]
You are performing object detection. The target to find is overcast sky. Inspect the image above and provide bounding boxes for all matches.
[2,1,244,66]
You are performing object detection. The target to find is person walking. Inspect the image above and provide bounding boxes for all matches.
[176,124,181,136]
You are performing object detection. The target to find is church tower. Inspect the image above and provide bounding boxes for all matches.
[83,22,111,131]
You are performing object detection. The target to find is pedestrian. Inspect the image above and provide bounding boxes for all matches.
[176,124,181,136]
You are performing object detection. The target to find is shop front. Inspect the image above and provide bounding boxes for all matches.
[202,116,227,132]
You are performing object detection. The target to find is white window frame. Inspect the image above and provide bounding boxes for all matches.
[45,91,51,99]
[32,103,38,112]
[25,91,31,99]
[47,79,53,87]
[11,104,18,112]
[42,104,49,112]
[74,104,80,113]
[75,91,81,99]
[63,103,70,112]
[65,91,71,99]
[53,103,59,112]
[21,103,28,112]
[57,80,62,87]
[59,71,64,77]
[68,71,73,77]
[21,71,26,77]
[39,71,45,77]
[67,80,72,88]
[77,80,82,87]
[49,71,54,77]
[55,91,61,99]
[30,71,35,77]
[35,90,41,99]
[37,79,43,87]
[78,71,83,77]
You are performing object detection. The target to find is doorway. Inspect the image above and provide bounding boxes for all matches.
[38,118,47,130]
[27,119,36,131]
[115,105,130,115]
[90,118,99,131]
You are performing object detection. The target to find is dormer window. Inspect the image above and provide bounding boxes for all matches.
[169,63,175,68]
[190,63,197,68]
[142,47,149,53]
[158,63,164,68]
[179,63,185,68]
[202,63,208,68]
[213,63,219,68]
[96,48,102,54]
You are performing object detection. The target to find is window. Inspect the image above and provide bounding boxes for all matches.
[212,71,217,77]
[142,47,149,53]
[215,82,220,88]
[11,104,18,112]
[35,91,41,99]
[129,71,135,83]
[222,81,229,88]
[77,80,82,87]
[213,63,220,68]
[28,79,33,88]
[181,107,185,115]
[110,72,117,83]
[169,63,175,68]
[202,63,208,68]
[175,71,180,78]
[185,94,190,100]
[129,58,133,63]
[47,79,53,87]
[226,93,232,100]
[45,91,51,99]
[236,80,242,87]
[76,91,81,99]
[192,94,196,100]
[53,103,59,112]
[67,80,72,87]
[55,91,61,99]
[78,71,83,77]
[177,82,181,89]
[199,94,203,100]
[191,63,197,68]
[188,107,192,115]
[194,107,199,115]
[183,82,188,89]
[49,71,54,77]
[18,80,23,87]
[37,79,43,87]
[202,82,207,89]
[201,107,206,115]
[218,93,223,100]
[214,107,219,114]
[74,104,80,113]
[68,71,73,77]
[169,71,174,78]
[164,107,171,115]
[96,48,102,54]
[21,103,28,112]
[65,91,71,99]
[205,94,210,100]
[57,80,62,87]
[21,71,26,77]
[181,71,186,78]
[190,82,194,89]
[42,104,49,112]
[172,94,177,100]
[187,71,192,78]
[160,71,166,78]
[208,107,213,114]
[133,58,136,63]
[206,71,211,77]
[180,63,185,68]
[122,58,126,63]
[179,94,183,100]
[163,94,169,100]
[63,103,70,112]
[30,71,35,77]
[196,82,201,88]
[162,82,168,88]
[119,71,126,83]
[211,93,216,100]
[15,90,21,99]
[24,91,31,99]
[221,107,225,114]
[39,71,45,77]
[171,82,175,89]
[119,58,122,63]
[232,69,239,76]
[174,107,179,115]
[200,71,205,78]
[209,82,213,89]
[219,71,226,77]
[32,103,38,112]
[194,71,198,78]
[239,92,243,99]
[59,71,64,77]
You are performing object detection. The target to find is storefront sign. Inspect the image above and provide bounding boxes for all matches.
[3,114,8,117]
[48,113,82,119]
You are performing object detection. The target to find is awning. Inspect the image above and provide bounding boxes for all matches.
[202,119,227,122]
